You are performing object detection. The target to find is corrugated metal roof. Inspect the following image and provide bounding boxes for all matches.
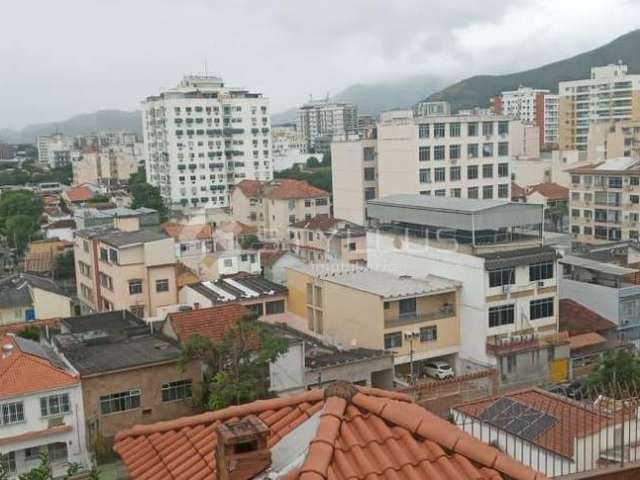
[560,254,639,276]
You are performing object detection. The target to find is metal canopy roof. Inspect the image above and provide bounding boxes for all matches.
[560,254,639,276]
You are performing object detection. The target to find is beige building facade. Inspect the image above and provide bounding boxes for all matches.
[72,145,140,187]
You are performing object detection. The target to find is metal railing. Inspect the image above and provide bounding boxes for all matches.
[384,306,455,328]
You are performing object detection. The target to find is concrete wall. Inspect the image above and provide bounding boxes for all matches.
[32,287,72,320]
[332,140,366,225]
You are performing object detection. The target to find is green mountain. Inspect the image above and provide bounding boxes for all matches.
[0,110,142,144]
[427,29,640,110]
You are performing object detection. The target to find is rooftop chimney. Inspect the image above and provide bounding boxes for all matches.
[216,415,271,480]
[1,343,14,359]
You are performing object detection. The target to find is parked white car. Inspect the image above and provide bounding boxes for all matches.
[423,361,454,380]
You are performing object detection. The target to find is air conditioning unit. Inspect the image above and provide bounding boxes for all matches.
[537,281,545,288]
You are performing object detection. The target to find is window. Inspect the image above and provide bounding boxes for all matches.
[498,163,509,177]
[1,401,24,425]
[99,247,108,262]
[418,124,430,138]
[489,304,515,327]
[482,164,493,178]
[156,279,169,293]
[482,122,494,136]
[450,167,461,181]
[451,188,461,198]
[467,122,478,136]
[433,123,445,138]
[498,121,509,135]
[449,122,461,137]
[99,272,113,290]
[434,168,445,182]
[434,189,446,196]
[482,143,494,157]
[498,142,509,156]
[266,300,285,315]
[489,267,515,287]
[419,169,431,184]
[83,240,89,253]
[399,298,417,317]
[420,326,437,342]
[467,143,479,158]
[482,185,494,199]
[449,144,461,159]
[364,167,376,180]
[467,165,478,180]
[384,332,402,349]
[365,187,376,200]
[315,198,328,206]
[468,187,479,199]
[530,297,554,320]
[571,175,580,184]
[288,215,296,224]
[40,393,70,418]
[349,242,357,251]
[161,380,192,402]
[498,184,509,199]
[100,390,141,414]
[109,248,118,264]
[419,146,431,161]
[247,303,264,316]
[434,145,445,160]
[529,262,554,281]
[128,279,143,295]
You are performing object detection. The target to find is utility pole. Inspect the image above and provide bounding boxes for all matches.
[404,330,420,384]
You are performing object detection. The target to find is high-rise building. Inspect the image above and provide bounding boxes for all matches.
[142,75,273,210]
[332,105,522,225]
[296,100,357,154]
[492,87,559,149]
[587,119,640,161]
[37,133,76,168]
[558,63,640,151]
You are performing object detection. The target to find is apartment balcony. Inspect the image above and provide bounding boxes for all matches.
[384,305,455,329]
[486,330,569,357]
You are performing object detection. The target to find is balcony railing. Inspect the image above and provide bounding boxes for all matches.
[486,330,569,356]
[384,305,455,328]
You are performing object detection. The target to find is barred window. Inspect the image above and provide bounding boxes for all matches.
[1,401,24,425]
[489,268,515,288]
[40,393,70,418]
[161,380,193,402]
[100,390,141,415]
[420,326,437,343]
[488,304,514,327]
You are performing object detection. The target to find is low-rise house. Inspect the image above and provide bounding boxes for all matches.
[50,311,201,453]
[260,250,305,285]
[162,222,215,263]
[287,264,461,376]
[179,273,288,317]
[113,382,545,480]
[288,214,367,264]
[24,239,72,276]
[230,179,330,241]
[62,184,100,205]
[0,274,71,326]
[162,303,249,345]
[74,215,177,317]
[43,219,76,242]
[0,334,89,478]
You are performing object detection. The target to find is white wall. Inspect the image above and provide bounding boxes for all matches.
[559,278,620,323]
[269,342,305,393]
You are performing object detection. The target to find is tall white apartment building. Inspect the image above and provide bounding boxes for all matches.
[559,63,640,151]
[37,134,76,168]
[332,105,521,225]
[142,75,273,210]
[543,94,559,146]
[296,100,357,154]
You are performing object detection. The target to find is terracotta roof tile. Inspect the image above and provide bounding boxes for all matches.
[511,182,526,200]
[114,384,546,480]
[162,223,214,241]
[528,182,569,201]
[290,215,344,231]
[167,304,250,343]
[64,185,94,202]
[559,299,617,336]
[568,332,607,350]
[235,179,329,200]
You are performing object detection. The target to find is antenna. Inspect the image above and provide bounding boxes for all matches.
[204,57,208,76]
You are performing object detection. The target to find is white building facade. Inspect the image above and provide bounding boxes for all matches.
[296,100,358,153]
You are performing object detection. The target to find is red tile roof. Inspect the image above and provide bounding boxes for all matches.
[167,304,249,343]
[528,182,569,201]
[568,332,607,350]
[511,182,526,201]
[162,223,214,241]
[0,335,78,400]
[235,179,329,200]
[559,299,617,336]
[64,185,94,203]
[288,214,361,233]
[260,249,288,267]
[454,388,610,459]
[114,383,546,480]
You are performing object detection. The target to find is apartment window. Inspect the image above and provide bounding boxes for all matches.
[363,147,376,161]
[467,122,479,136]
[288,199,296,210]
[449,144,461,159]
[498,121,509,135]
[83,240,89,253]
[450,167,461,181]
[419,146,431,161]
[266,300,285,315]
[419,169,431,184]
[489,267,515,287]
[434,189,446,196]
[488,304,515,327]
[40,393,70,418]
[498,142,509,156]
[418,123,430,138]
[451,188,461,198]
[399,298,417,317]
[468,187,479,199]
[572,175,580,184]
[384,332,402,349]
[433,123,445,138]
[288,215,296,224]
[100,390,141,415]
[482,122,494,136]
[482,164,493,178]
[631,177,640,186]
[304,200,312,208]
[109,248,118,264]
[99,247,108,262]
[128,279,143,295]
[99,273,113,291]
[498,184,509,199]
[247,303,264,316]
[498,163,509,177]
[156,279,170,293]
[631,195,640,205]
[609,176,622,189]
[1,401,24,425]
[420,326,437,342]
[530,297,554,320]
[365,187,376,201]
[529,262,554,281]
[434,168,445,182]
[434,145,445,160]
[483,185,494,199]
[161,380,192,402]
[364,167,376,181]
[482,143,494,157]
[449,122,461,137]
[315,198,328,206]
[467,143,479,158]
[467,165,478,180]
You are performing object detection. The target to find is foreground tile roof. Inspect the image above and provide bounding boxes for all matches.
[0,335,78,400]
[167,304,249,343]
[235,179,329,200]
[114,384,546,480]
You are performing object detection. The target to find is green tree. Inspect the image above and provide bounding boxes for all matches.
[240,234,259,250]
[129,170,168,221]
[6,214,40,252]
[0,190,43,232]
[0,451,93,480]
[306,156,321,168]
[18,325,40,342]
[181,315,288,409]
[587,349,640,396]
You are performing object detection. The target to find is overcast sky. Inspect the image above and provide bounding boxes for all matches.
[2,0,640,129]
